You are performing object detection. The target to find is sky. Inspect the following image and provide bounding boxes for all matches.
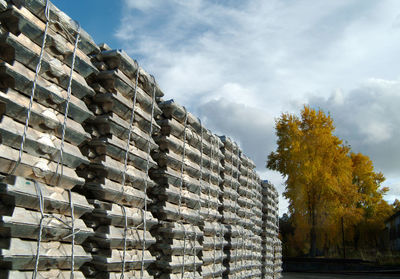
[53,0,400,215]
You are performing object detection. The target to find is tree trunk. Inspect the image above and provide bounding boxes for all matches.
[310,213,317,257]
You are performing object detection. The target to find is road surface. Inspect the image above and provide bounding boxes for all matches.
[282,272,400,279]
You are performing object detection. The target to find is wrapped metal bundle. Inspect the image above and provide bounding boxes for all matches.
[0,0,98,277]
[248,174,263,277]
[80,42,163,278]
[0,177,93,275]
[200,134,226,279]
[261,180,281,279]
[219,136,243,278]
[151,100,207,278]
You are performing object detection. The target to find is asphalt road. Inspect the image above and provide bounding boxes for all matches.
[282,272,400,279]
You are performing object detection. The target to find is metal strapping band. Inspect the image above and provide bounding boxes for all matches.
[181,224,187,278]
[234,147,240,223]
[233,147,241,273]
[220,227,224,274]
[198,118,203,197]
[193,120,203,279]
[121,67,140,188]
[212,231,217,278]
[241,228,245,269]
[206,136,215,218]
[55,23,81,186]
[192,229,197,279]
[240,172,250,270]
[68,190,75,279]
[9,0,51,176]
[177,108,188,217]
[31,180,79,279]
[140,84,156,279]
[32,180,45,279]
[120,205,128,279]
[197,119,203,221]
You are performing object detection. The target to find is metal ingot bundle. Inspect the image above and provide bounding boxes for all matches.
[234,154,257,279]
[273,238,282,279]
[0,0,98,276]
[198,133,225,279]
[261,180,281,279]
[150,100,204,278]
[201,222,228,279]
[249,175,263,278]
[218,136,242,278]
[78,43,163,277]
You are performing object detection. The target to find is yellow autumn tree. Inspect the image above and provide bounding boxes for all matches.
[267,106,357,256]
[350,153,393,249]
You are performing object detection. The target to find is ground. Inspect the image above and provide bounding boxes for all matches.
[282,272,400,279]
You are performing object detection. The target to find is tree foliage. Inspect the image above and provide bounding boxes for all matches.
[269,106,392,257]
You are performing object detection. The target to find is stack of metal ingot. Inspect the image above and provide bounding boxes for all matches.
[0,0,98,277]
[261,180,281,279]
[236,155,257,278]
[250,175,264,278]
[151,100,203,279]
[219,136,242,278]
[199,133,226,279]
[77,43,163,278]
[271,186,282,279]
[273,238,282,279]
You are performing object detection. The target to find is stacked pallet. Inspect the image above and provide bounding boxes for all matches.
[151,100,203,279]
[0,0,97,277]
[200,133,226,279]
[77,44,163,278]
[219,136,242,278]
[261,181,281,279]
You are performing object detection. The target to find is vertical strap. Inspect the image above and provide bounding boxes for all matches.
[68,190,75,279]
[121,68,140,187]
[193,228,197,279]
[193,119,203,279]
[55,24,81,185]
[207,137,215,218]
[9,0,51,176]
[220,226,224,275]
[233,147,241,274]
[181,224,187,278]
[198,119,203,197]
[32,180,45,279]
[120,205,128,279]
[140,84,156,279]
[241,172,250,269]
[212,231,217,279]
[178,108,188,217]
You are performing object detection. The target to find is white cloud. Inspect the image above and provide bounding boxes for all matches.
[309,78,400,203]
[116,0,400,212]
